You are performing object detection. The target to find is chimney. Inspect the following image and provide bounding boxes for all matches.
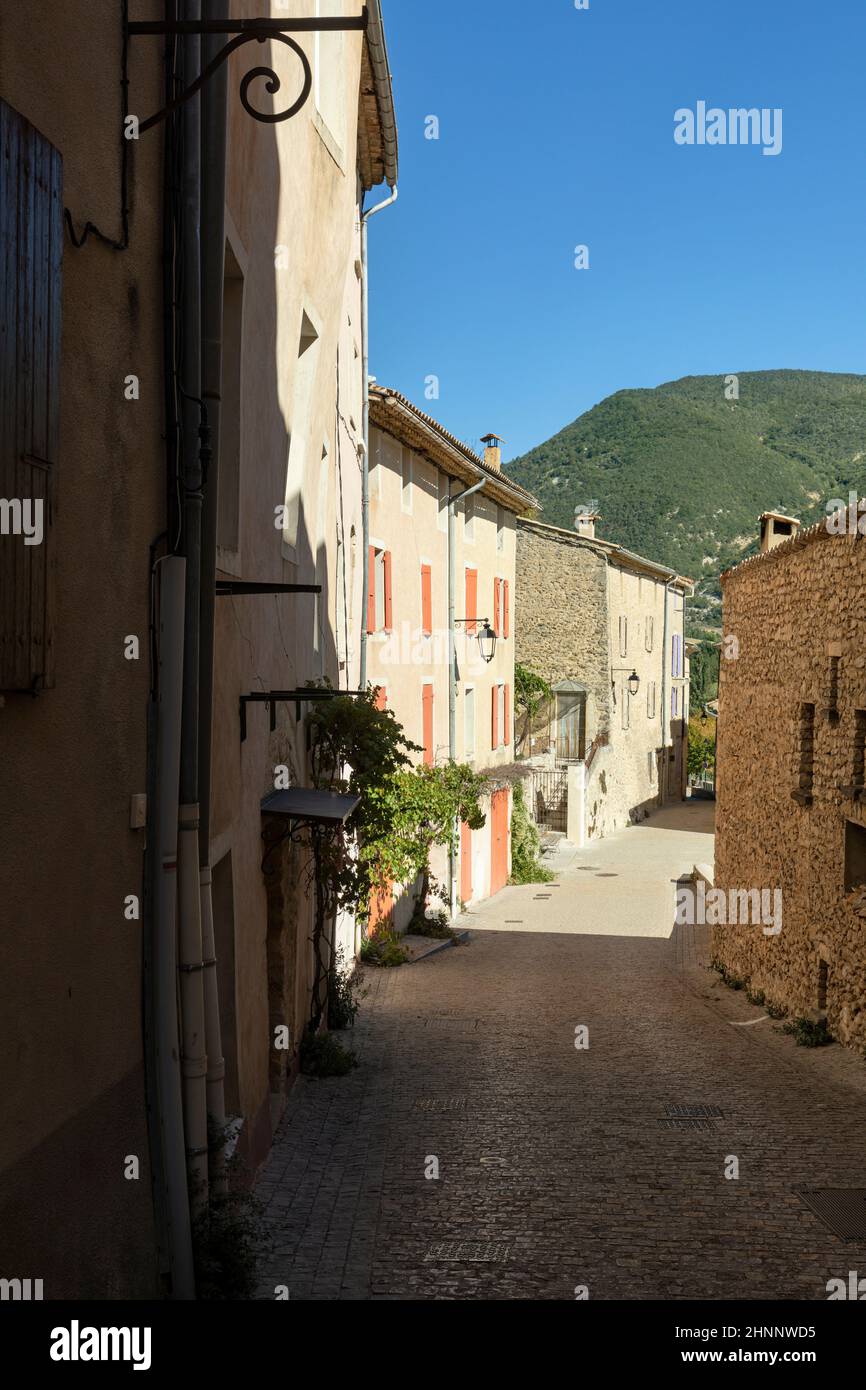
[574,503,601,540]
[759,510,801,554]
[481,433,504,472]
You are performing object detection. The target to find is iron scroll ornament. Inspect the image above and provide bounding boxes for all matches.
[137,30,313,134]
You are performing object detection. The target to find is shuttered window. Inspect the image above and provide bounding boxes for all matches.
[1,100,62,692]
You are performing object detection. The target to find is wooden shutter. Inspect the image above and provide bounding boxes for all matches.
[374,685,387,711]
[493,577,501,637]
[503,580,510,639]
[504,683,511,745]
[491,684,498,750]
[1,100,62,692]
[422,683,434,766]
[420,562,432,636]
[465,567,477,633]
[383,550,393,631]
[366,546,376,633]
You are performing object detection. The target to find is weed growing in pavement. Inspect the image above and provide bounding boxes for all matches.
[360,929,410,968]
[780,1017,833,1048]
[300,1030,359,1076]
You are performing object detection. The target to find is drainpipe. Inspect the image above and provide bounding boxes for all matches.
[177,0,209,1218]
[359,185,397,691]
[448,475,486,915]
[150,555,195,1297]
[198,0,228,1193]
[660,577,677,802]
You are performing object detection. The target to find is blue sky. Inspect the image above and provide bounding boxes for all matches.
[367,0,866,459]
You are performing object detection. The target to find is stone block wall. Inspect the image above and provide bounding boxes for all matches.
[714,526,866,1050]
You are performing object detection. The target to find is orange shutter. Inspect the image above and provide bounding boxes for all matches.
[493,577,501,637]
[465,568,477,633]
[383,550,393,631]
[374,685,387,711]
[421,563,432,636]
[503,580,510,639]
[491,684,499,750]
[367,546,376,633]
[504,684,511,745]
[422,685,434,766]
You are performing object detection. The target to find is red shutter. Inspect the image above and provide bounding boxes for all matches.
[420,563,432,636]
[504,684,511,745]
[383,550,393,631]
[422,684,434,766]
[366,546,376,633]
[465,568,477,633]
[1,100,62,692]
[503,580,510,639]
[493,577,501,637]
[491,684,498,750]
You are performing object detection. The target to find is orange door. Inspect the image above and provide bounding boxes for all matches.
[490,789,509,896]
[460,820,473,904]
[369,880,394,933]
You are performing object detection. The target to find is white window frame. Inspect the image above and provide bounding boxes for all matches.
[464,685,476,763]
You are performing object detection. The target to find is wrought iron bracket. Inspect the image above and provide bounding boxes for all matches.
[127,11,369,133]
[240,688,367,741]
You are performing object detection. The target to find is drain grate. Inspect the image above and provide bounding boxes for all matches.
[505,919,524,924]
[797,1189,866,1241]
[424,1241,510,1263]
[419,1016,480,1029]
[414,1097,466,1113]
[666,1104,725,1119]
[660,1104,725,1131]
[596,872,619,878]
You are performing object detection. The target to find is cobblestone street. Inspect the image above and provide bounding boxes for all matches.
[255,802,866,1300]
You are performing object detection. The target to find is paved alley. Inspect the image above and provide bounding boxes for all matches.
[255,801,866,1300]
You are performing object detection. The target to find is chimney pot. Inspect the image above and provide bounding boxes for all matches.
[574,504,601,540]
[481,433,504,472]
[759,511,801,553]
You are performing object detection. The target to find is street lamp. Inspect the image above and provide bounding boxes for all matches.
[455,617,497,665]
[627,670,640,697]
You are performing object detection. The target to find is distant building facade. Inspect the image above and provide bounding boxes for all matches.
[714,508,866,1050]
[368,389,536,919]
[516,511,692,841]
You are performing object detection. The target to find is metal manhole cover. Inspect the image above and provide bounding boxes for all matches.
[414,1097,466,1113]
[666,1104,725,1119]
[797,1189,866,1241]
[420,1016,480,1029]
[424,1242,510,1263]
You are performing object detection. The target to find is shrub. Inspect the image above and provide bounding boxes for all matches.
[360,929,409,968]
[300,1030,359,1076]
[328,947,364,1031]
[509,782,554,885]
[780,1017,833,1047]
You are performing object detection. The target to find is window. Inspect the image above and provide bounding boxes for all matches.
[0,100,62,692]
[420,563,432,636]
[437,470,449,531]
[496,506,505,552]
[671,687,679,720]
[465,567,478,633]
[464,687,475,762]
[817,959,829,1012]
[218,239,244,555]
[796,702,816,804]
[853,710,866,793]
[401,447,413,513]
[282,309,320,553]
[503,683,511,746]
[647,680,657,719]
[619,615,628,658]
[844,820,866,893]
[422,684,434,767]
[367,547,392,633]
[464,493,476,542]
[493,578,510,639]
[491,684,500,750]
[645,616,654,653]
[313,0,346,158]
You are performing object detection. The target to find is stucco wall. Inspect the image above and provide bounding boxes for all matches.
[0,0,165,1297]
[714,529,866,1050]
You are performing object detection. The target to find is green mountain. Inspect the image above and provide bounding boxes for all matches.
[506,370,866,632]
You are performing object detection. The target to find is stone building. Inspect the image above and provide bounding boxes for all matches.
[713,507,866,1051]
[367,390,537,920]
[0,0,396,1299]
[516,511,692,841]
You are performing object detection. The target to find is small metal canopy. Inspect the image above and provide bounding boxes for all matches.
[552,678,588,694]
[261,789,360,826]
